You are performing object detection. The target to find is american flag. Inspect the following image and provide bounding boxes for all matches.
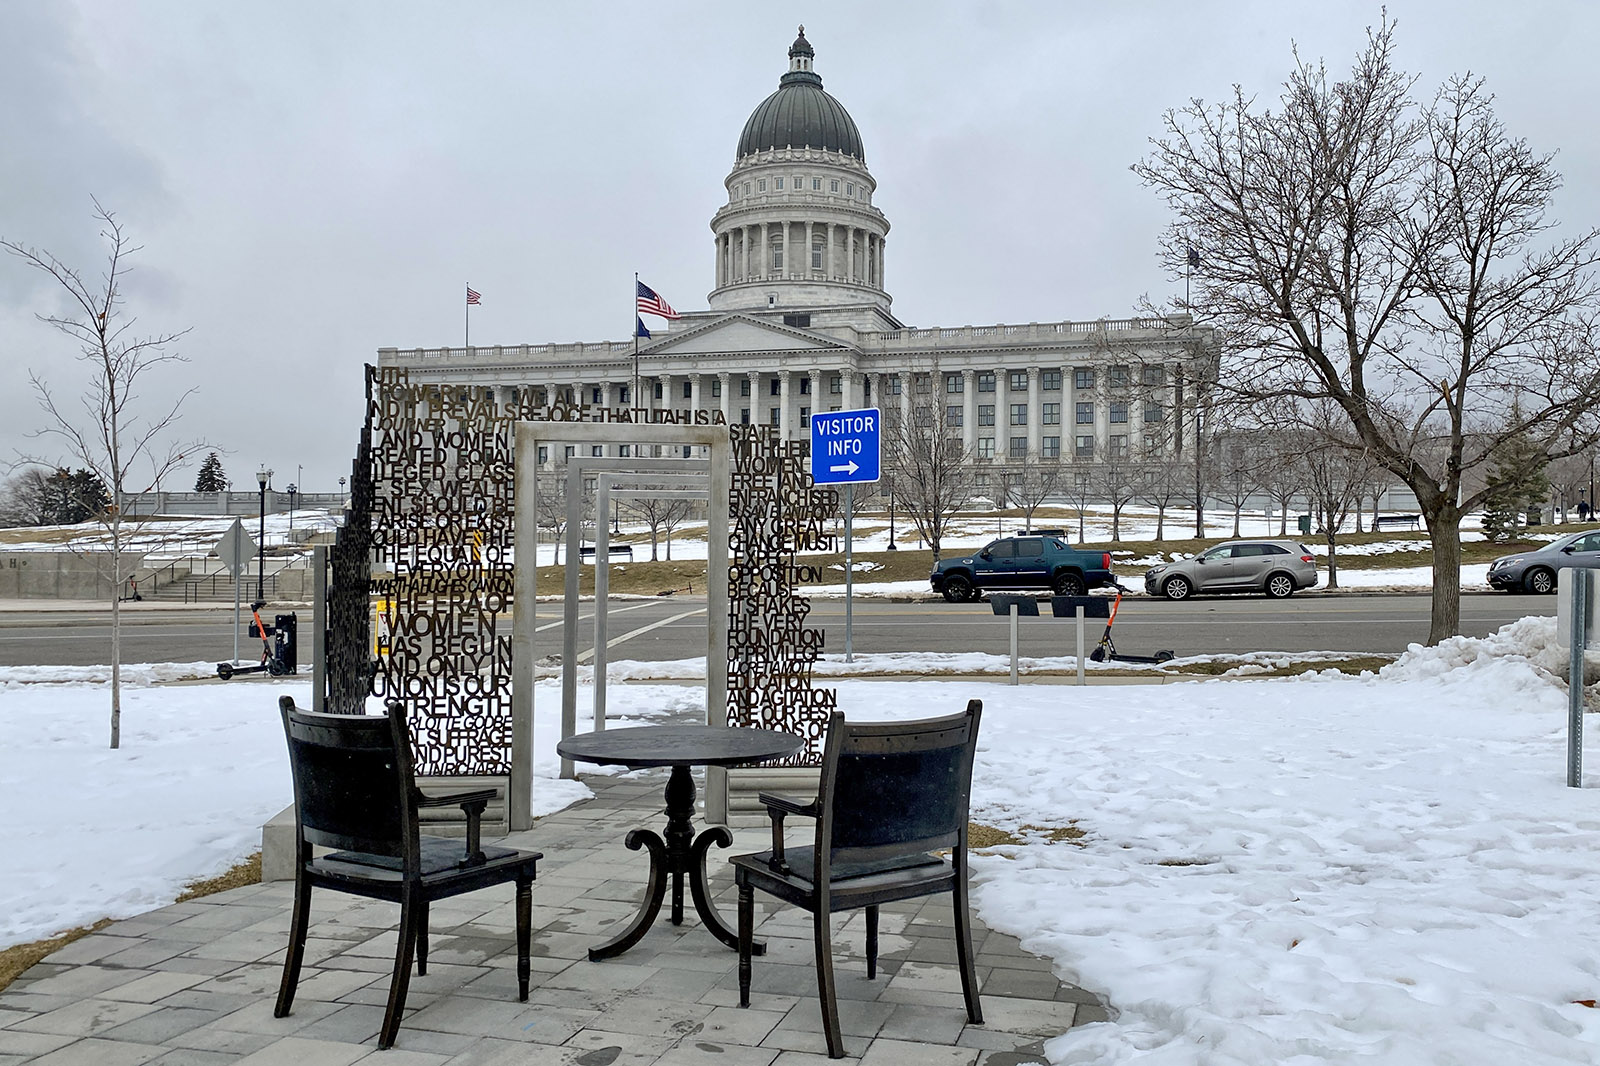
[466,286,482,305]
[636,280,680,320]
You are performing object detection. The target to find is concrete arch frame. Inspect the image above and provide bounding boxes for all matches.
[511,422,730,829]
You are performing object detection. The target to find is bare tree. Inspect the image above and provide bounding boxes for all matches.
[3,201,202,748]
[536,475,569,565]
[1211,433,1262,538]
[999,461,1065,531]
[624,495,695,561]
[1136,21,1600,641]
[1089,451,1140,542]
[1300,408,1379,588]
[1136,451,1189,541]
[1062,466,1095,541]
[886,403,974,559]
[1254,431,1309,537]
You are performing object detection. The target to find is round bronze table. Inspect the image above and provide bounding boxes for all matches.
[556,724,803,961]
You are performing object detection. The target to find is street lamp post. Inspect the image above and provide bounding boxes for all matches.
[339,476,347,506]
[886,477,897,550]
[287,484,297,533]
[256,467,272,603]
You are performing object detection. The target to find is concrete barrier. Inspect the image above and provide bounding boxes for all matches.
[0,551,145,600]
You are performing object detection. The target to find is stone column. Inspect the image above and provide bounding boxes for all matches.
[747,371,760,426]
[718,372,732,423]
[1027,366,1042,459]
[828,224,838,279]
[779,370,793,439]
[689,373,703,417]
[848,229,857,283]
[780,222,789,279]
[962,368,977,453]
[899,371,912,430]
[841,368,857,411]
[809,369,823,423]
[877,236,885,291]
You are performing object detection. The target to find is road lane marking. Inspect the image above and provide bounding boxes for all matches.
[577,608,706,663]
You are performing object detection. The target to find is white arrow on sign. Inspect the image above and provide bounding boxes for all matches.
[829,461,860,475]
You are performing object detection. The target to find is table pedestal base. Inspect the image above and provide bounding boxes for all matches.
[588,764,765,961]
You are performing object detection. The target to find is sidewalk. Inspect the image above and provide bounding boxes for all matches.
[0,772,1106,1066]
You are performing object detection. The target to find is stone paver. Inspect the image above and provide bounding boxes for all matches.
[2,773,1110,1065]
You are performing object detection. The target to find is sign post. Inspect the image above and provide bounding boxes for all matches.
[810,408,882,664]
[214,519,257,668]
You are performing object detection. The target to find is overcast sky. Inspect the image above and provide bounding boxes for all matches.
[3,1,1597,494]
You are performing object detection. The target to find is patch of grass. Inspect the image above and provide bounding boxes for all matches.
[967,820,1084,849]
[1167,655,1394,678]
[175,852,262,902]
[0,919,113,994]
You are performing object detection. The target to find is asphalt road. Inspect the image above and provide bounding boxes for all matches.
[0,592,1557,668]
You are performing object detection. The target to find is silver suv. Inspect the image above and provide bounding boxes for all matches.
[1486,529,1600,594]
[1144,540,1319,600]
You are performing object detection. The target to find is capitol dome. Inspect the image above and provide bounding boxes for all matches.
[736,27,864,161]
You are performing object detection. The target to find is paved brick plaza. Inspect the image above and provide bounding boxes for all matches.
[0,771,1108,1066]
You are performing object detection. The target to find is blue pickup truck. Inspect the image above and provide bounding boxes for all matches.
[929,533,1116,603]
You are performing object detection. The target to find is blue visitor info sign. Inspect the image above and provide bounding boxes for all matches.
[810,407,881,485]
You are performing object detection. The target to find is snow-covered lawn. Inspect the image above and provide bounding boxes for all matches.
[5,619,1600,1064]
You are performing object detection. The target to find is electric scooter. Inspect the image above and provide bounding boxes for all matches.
[216,602,295,679]
[1088,586,1177,664]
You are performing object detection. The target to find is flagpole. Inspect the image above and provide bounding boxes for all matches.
[632,271,640,413]
[465,283,470,349]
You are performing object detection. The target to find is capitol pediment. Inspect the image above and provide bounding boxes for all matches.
[644,313,858,357]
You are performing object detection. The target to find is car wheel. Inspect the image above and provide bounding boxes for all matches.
[1525,567,1557,595]
[1264,572,1295,599]
[1053,571,1087,596]
[942,575,974,603]
[1162,575,1192,601]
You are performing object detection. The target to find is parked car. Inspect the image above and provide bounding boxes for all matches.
[1486,529,1600,594]
[929,535,1116,603]
[1143,540,1318,600]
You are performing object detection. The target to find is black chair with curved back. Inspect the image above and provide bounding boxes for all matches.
[274,696,542,1049]
[730,700,984,1058]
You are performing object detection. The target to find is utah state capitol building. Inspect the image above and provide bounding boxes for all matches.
[377,27,1217,481]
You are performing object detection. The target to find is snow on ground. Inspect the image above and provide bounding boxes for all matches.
[9,618,1600,1063]
[0,673,691,950]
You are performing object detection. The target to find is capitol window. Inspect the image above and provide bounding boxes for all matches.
[682,381,692,399]
[812,178,822,190]
[829,375,842,394]
[775,177,784,190]
[1042,370,1062,391]
[740,379,751,397]
[1009,437,1027,459]
[1008,371,1027,391]
[1076,403,1094,425]
[799,377,811,394]
[830,179,839,192]
[978,437,995,459]
[1009,404,1027,426]
[1043,436,1060,459]
[1110,402,1128,424]
[1043,403,1060,426]
[711,379,721,397]
[743,182,751,196]
[758,179,766,191]
[946,405,963,427]
[794,175,803,188]
[1074,368,1095,390]
[1142,364,1166,387]
[1075,436,1093,459]
[977,404,995,427]
[1145,403,1165,423]
[1110,434,1128,458]
[812,240,823,270]
[846,183,854,196]
[741,408,750,423]
[771,245,783,271]
[1109,365,1131,388]
[977,371,995,393]
[946,373,962,394]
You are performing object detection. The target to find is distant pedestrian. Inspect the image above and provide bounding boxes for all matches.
[1580,500,1592,523]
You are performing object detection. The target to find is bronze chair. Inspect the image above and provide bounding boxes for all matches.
[730,701,984,1058]
[274,697,542,1049]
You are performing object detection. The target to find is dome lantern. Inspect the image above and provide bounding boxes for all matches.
[736,28,863,161]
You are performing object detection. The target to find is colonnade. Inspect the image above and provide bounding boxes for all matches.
[716,221,884,289]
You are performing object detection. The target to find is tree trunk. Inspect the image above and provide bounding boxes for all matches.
[1155,506,1165,542]
[110,518,122,749]
[1324,529,1339,590]
[1424,511,1463,644]
[1232,507,1242,537]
